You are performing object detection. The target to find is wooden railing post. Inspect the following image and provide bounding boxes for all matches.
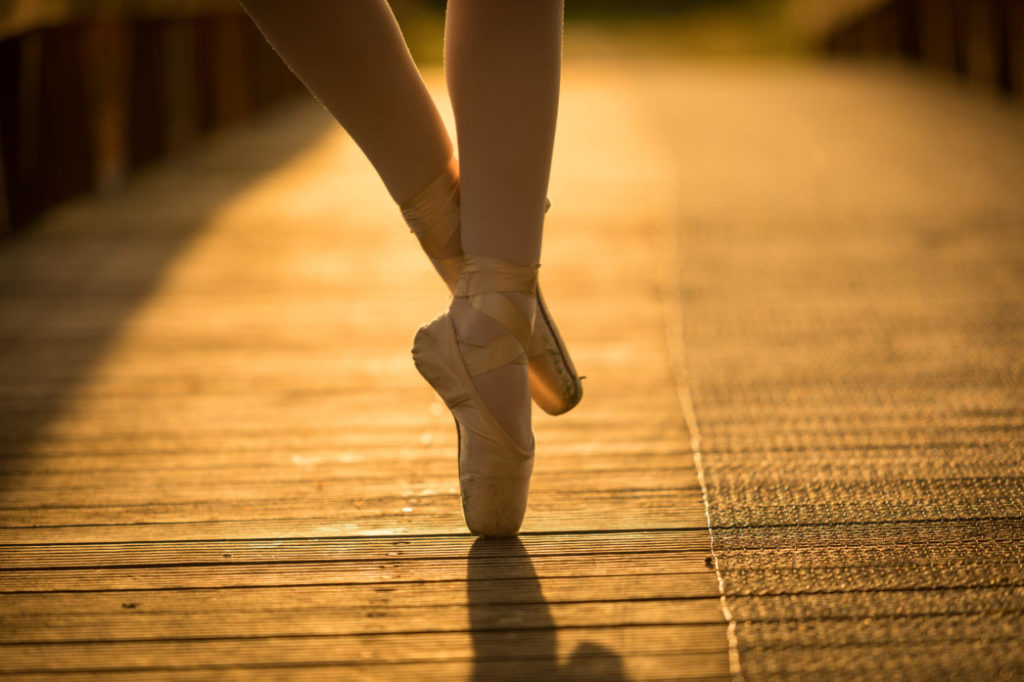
[196,13,252,133]
[918,0,958,71]
[39,24,92,211]
[824,0,1024,99]
[1009,0,1024,93]
[0,2,302,234]
[1,32,43,228]
[0,137,9,235]
[81,16,131,194]
[164,18,199,155]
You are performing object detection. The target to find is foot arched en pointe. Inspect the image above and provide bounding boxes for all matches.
[412,255,539,537]
[402,164,583,416]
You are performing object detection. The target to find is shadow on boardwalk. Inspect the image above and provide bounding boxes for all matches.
[0,100,330,486]
[468,539,627,682]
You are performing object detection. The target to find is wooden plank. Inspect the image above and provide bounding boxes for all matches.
[0,509,707,544]
[0,529,712,569]
[0,470,698,505]
[0,598,725,643]
[1,657,731,682]
[0,626,728,672]
[1,573,718,615]
[0,474,704,527]
[3,429,686,460]
[0,416,683,449]
[0,449,693,477]
[0,552,711,593]
[0,491,708,540]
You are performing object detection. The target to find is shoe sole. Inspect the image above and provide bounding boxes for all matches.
[528,287,583,416]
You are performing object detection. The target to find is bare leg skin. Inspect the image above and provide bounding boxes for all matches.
[241,0,565,450]
[445,0,564,448]
[239,0,453,206]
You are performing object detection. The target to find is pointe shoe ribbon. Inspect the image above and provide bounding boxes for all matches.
[401,163,582,415]
[455,256,538,376]
[400,158,463,286]
[412,254,538,537]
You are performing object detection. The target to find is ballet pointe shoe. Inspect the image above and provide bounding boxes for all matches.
[401,162,583,416]
[412,254,537,537]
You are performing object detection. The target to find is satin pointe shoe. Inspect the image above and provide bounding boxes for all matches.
[412,254,538,537]
[401,162,583,416]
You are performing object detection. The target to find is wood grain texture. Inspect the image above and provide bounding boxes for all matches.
[0,64,727,679]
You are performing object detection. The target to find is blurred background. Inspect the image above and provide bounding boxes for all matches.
[1,0,1021,236]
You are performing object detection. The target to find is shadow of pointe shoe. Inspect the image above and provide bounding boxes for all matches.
[467,536,558,681]
[563,641,627,682]
[466,537,628,682]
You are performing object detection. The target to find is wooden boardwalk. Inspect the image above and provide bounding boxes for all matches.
[647,61,1024,679]
[3,58,1023,680]
[0,64,728,679]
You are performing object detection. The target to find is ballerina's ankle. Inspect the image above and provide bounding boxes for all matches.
[400,158,461,260]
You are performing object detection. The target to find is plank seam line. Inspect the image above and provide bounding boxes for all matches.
[0,549,711,572]
[0,528,698,546]
[0,526,711,540]
[0,620,728,648]
[0,571,712,595]
[0,484,702,509]
[654,198,742,680]
[0,648,721,675]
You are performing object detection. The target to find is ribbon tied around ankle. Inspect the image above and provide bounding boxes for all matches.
[454,255,540,377]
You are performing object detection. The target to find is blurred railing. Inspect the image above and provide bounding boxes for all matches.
[0,0,303,235]
[823,0,1023,96]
